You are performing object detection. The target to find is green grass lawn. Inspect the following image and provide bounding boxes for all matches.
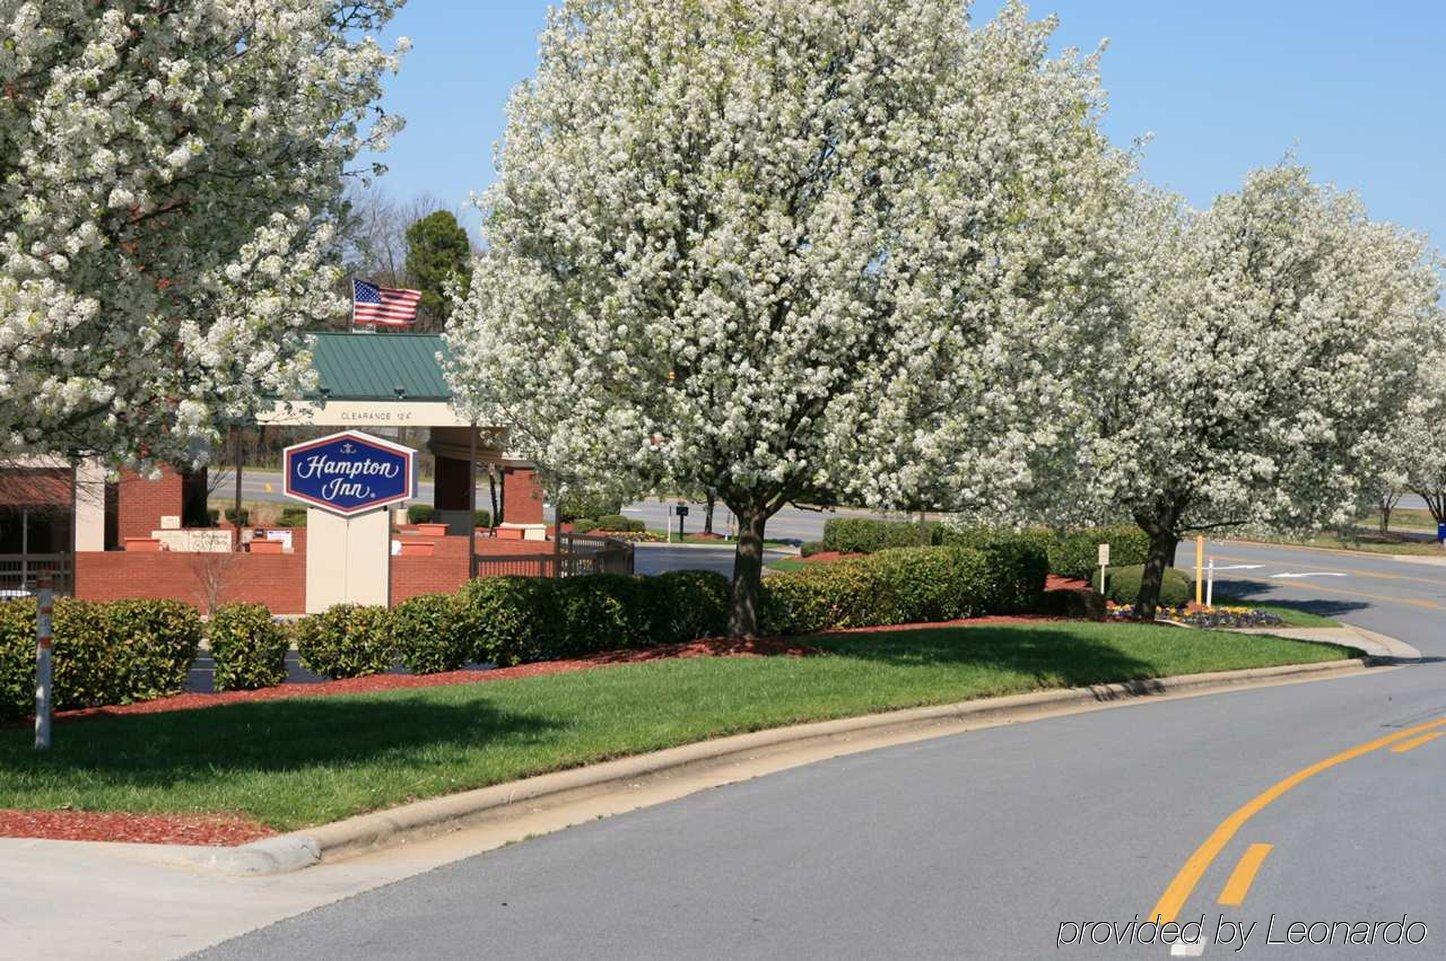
[1233,530,1446,557]
[0,622,1354,831]
[1213,598,1342,628]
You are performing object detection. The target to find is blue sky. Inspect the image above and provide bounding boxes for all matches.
[368,1,1445,249]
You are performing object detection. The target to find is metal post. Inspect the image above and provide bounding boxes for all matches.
[468,424,478,579]
[1206,558,1215,609]
[35,573,53,751]
[20,506,28,589]
[233,424,244,549]
[552,491,563,579]
[1194,536,1205,607]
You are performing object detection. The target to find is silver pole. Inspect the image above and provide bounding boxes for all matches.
[1206,558,1215,609]
[35,572,53,750]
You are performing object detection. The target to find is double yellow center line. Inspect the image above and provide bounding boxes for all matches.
[1149,716,1446,923]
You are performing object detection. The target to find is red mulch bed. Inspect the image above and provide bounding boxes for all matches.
[0,809,274,847]
[799,550,865,564]
[45,637,816,724]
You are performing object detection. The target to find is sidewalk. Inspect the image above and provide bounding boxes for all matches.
[1230,625,1423,663]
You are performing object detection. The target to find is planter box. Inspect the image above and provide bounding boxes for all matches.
[415,523,450,537]
[123,538,164,553]
[398,541,436,557]
[247,540,284,555]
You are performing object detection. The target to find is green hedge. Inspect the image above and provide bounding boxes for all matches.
[559,494,623,523]
[1104,565,1195,608]
[569,517,598,533]
[821,517,936,554]
[455,577,561,667]
[475,509,493,529]
[0,598,201,720]
[277,506,308,528]
[209,603,290,692]
[1046,525,1150,580]
[648,570,730,643]
[760,538,1048,637]
[390,593,470,674]
[295,605,395,679]
[407,504,436,525]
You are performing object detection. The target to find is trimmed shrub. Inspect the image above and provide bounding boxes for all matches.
[799,540,826,558]
[391,593,469,674]
[224,507,251,527]
[1104,565,1195,609]
[821,517,935,554]
[559,494,623,523]
[474,509,492,529]
[760,537,1047,637]
[554,574,653,654]
[1046,525,1150,581]
[209,603,290,691]
[277,506,308,528]
[568,517,598,533]
[593,514,644,533]
[647,570,730,643]
[455,577,562,666]
[407,504,437,525]
[0,598,201,719]
[295,605,395,679]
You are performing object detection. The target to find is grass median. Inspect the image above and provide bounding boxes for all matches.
[0,621,1354,831]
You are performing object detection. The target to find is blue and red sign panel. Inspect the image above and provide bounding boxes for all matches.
[282,431,416,517]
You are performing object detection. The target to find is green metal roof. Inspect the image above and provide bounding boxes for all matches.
[306,332,453,402]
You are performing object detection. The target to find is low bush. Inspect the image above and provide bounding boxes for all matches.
[277,506,308,528]
[474,509,492,529]
[593,514,645,533]
[1047,525,1150,581]
[799,540,826,558]
[569,517,598,533]
[821,517,935,554]
[0,598,201,719]
[760,536,1048,637]
[560,494,623,523]
[648,570,730,643]
[209,603,290,691]
[553,574,653,654]
[295,605,395,679]
[1104,565,1195,608]
[224,507,251,527]
[455,577,562,666]
[390,593,470,674]
[407,504,437,525]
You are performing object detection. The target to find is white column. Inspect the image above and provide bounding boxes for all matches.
[73,458,107,553]
[305,507,391,613]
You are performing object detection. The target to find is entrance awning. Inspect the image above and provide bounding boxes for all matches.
[0,469,71,508]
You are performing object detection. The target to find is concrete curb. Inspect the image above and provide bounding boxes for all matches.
[184,655,1379,877]
[1230,625,1423,664]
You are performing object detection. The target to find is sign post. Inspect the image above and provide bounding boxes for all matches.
[34,573,53,751]
[283,431,416,613]
[1194,536,1205,607]
[674,502,690,542]
[1097,542,1110,595]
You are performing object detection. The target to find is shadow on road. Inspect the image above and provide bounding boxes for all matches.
[1213,578,1369,619]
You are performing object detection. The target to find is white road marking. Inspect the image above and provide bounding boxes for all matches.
[1211,564,1264,572]
[1271,572,1348,579]
[1170,935,1209,957]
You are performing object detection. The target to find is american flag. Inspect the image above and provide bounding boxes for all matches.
[352,279,422,327]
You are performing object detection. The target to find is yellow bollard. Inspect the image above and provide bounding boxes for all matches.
[1194,535,1205,607]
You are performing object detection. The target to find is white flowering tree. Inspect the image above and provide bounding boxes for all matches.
[446,0,1131,635]
[0,1,409,464]
[1373,357,1446,533]
[1086,166,1440,618]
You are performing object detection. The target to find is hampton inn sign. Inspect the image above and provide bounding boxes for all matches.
[283,432,417,517]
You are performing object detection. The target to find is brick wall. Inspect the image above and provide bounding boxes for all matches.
[390,534,472,604]
[75,550,306,614]
[115,468,185,542]
[503,468,545,524]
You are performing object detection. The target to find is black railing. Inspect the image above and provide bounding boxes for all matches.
[0,554,73,598]
[472,533,634,581]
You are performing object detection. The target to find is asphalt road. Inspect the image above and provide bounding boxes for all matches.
[194,540,1446,961]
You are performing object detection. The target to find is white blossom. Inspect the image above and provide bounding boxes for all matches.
[0,0,408,464]
[445,0,1131,634]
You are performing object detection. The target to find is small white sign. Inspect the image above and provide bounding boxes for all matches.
[1097,543,1110,567]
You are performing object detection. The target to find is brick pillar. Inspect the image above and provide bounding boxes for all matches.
[502,468,545,525]
[115,468,185,542]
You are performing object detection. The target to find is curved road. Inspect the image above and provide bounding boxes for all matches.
[193,540,1446,960]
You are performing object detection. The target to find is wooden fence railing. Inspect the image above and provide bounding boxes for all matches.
[0,554,73,598]
[472,533,634,580]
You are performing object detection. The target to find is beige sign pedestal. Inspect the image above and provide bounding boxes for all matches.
[305,507,391,613]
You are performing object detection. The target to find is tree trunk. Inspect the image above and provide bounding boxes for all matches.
[704,491,716,536]
[1162,534,1180,569]
[727,504,771,638]
[487,467,500,527]
[1416,489,1446,531]
[1133,509,1182,621]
